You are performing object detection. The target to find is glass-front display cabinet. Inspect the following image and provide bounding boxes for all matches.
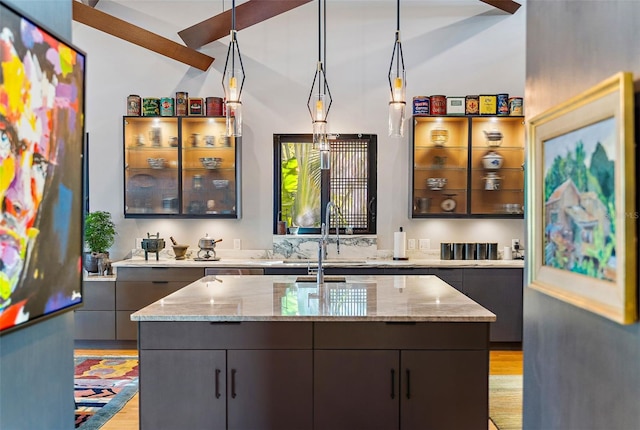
[123,116,240,218]
[411,115,524,218]
[469,117,524,215]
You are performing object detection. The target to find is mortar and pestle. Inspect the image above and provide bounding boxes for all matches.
[170,236,189,260]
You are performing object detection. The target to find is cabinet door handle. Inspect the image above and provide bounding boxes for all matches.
[231,369,237,399]
[406,369,411,399]
[215,369,221,399]
[390,369,395,399]
[151,281,169,284]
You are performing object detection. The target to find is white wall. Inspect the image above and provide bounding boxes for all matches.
[72,0,526,260]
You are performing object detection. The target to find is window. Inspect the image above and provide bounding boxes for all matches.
[273,134,377,234]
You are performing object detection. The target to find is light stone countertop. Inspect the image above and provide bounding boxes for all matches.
[130,274,497,322]
[113,257,524,269]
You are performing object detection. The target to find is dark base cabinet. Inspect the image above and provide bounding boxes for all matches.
[140,349,312,430]
[74,280,115,340]
[138,321,490,430]
[139,322,313,430]
[463,268,523,342]
[75,268,204,341]
[115,267,204,340]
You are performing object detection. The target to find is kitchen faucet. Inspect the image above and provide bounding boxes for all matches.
[317,201,342,285]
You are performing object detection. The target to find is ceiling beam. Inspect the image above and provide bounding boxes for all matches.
[178,0,312,49]
[72,1,214,71]
[479,0,522,14]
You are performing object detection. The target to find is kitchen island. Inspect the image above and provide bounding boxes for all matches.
[131,274,496,430]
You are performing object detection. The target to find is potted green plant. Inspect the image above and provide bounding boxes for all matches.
[83,210,116,273]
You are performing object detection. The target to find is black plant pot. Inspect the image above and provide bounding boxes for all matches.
[83,252,109,273]
[83,252,99,273]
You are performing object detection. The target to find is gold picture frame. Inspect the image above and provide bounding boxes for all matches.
[527,72,637,324]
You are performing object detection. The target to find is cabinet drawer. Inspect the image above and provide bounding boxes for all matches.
[81,281,115,310]
[314,322,489,350]
[139,321,312,350]
[116,267,204,282]
[116,281,187,310]
[74,311,115,340]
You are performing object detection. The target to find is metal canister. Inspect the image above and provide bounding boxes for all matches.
[142,98,160,116]
[479,94,497,115]
[412,96,430,115]
[189,98,204,116]
[440,243,452,260]
[509,97,524,115]
[127,94,141,116]
[465,243,477,260]
[497,93,509,115]
[487,243,499,260]
[476,243,488,260]
[430,95,447,115]
[160,97,174,116]
[465,95,479,115]
[453,243,466,260]
[175,91,188,116]
[206,97,224,116]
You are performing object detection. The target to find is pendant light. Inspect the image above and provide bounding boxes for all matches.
[388,0,406,137]
[307,0,332,170]
[222,0,245,137]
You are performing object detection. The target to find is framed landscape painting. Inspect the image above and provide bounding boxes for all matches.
[527,72,636,324]
[0,1,86,333]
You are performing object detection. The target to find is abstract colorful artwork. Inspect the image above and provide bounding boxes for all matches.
[527,72,636,324]
[0,2,85,333]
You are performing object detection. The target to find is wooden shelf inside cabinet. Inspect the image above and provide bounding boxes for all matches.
[411,114,524,218]
[123,116,241,219]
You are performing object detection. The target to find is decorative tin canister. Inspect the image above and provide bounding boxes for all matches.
[509,97,524,115]
[446,96,465,115]
[412,96,430,115]
[206,97,224,116]
[175,91,188,116]
[479,95,497,115]
[142,98,160,116]
[497,93,509,115]
[160,97,174,116]
[465,95,479,115]
[189,98,204,116]
[430,95,447,115]
[127,95,141,116]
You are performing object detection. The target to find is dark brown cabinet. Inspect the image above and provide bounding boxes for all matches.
[463,268,523,342]
[74,279,115,340]
[140,349,312,430]
[115,267,204,340]
[138,322,313,430]
[313,322,490,430]
[75,267,204,341]
[138,320,490,430]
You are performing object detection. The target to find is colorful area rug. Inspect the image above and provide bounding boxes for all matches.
[74,356,139,429]
[489,374,523,430]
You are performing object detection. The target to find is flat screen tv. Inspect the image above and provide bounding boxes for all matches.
[0,1,85,334]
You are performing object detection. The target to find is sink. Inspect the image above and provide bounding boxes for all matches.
[282,259,368,264]
[295,276,346,283]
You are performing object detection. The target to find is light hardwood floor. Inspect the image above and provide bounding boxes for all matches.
[75,348,523,430]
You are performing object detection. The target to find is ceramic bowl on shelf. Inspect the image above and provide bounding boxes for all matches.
[200,157,222,169]
[147,157,166,169]
[482,151,504,169]
[427,177,447,190]
[483,129,503,147]
[212,179,229,189]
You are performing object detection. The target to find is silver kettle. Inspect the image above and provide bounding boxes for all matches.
[198,233,222,259]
